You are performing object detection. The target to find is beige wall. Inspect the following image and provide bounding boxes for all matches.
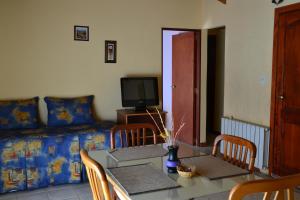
[4,0,298,143]
[200,0,300,134]
[0,0,201,123]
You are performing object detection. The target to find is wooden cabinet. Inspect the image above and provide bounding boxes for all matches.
[116,109,166,133]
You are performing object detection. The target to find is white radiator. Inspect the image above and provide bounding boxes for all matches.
[221,117,270,169]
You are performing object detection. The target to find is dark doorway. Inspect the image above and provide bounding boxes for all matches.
[206,27,225,145]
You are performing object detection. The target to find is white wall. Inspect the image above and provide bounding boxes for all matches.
[0,0,202,123]
[162,30,186,130]
[200,0,300,142]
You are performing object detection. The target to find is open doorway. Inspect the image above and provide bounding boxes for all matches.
[206,27,225,145]
[162,28,201,145]
[162,30,187,130]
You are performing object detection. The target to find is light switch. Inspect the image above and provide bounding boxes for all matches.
[259,75,267,86]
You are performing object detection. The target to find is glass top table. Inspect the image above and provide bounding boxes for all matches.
[89,143,261,200]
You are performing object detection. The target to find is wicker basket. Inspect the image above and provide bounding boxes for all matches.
[177,165,196,178]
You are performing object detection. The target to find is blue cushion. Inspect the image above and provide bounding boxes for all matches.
[0,97,39,130]
[44,95,95,127]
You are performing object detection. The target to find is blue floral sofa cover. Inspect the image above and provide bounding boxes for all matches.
[0,121,120,193]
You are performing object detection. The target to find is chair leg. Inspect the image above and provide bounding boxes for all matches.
[112,190,117,200]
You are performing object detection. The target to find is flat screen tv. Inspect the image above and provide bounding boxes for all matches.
[121,77,159,110]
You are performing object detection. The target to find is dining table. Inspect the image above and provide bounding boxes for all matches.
[89,143,262,200]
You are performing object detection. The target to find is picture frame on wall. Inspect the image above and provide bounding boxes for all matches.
[74,26,89,41]
[105,40,117,63]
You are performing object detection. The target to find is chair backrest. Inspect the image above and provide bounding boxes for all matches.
[229,173,300,200]
[110,123,157,149]
[80,149,112,200]
[212,134,257,173]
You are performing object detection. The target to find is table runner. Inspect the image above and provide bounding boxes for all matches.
[107,145,168,162]
[180,155,249,180]
[107,163,180,195]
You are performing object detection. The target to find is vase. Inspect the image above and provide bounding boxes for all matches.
[166,145,180,173]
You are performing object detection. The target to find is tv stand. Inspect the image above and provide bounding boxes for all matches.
[116,109,166,133]
[134,106,147,112]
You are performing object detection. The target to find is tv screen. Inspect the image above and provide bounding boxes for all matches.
[121,77,159,109]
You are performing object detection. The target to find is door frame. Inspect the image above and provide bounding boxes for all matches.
[269,2,300,175]
[161,27,201,145]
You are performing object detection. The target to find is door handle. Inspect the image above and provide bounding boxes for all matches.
[172,85,176,89]
[279,95,284,100]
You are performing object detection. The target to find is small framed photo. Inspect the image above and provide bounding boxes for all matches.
[105,40,117,63]
[74,26,89,41]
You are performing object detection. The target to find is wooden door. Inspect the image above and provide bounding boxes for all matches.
[270,3,300,176]
[172,32,200,145]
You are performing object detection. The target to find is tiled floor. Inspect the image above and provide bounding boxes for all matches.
[0,183,93,200]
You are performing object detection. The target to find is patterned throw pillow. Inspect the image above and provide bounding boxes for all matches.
[44,95,95,127]
[0,97,39,130]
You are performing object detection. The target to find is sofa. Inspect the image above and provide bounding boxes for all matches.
[0,96,121,193]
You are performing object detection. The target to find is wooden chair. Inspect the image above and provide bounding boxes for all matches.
[229,173,300,200]
[80,149,113,200]
[212,134,257,173]
[110,123,158,149]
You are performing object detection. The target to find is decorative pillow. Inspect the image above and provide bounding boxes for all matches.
[0,97,39,130]
[44,95,95,127]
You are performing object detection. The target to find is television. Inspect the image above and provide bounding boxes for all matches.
[121,77,159,110]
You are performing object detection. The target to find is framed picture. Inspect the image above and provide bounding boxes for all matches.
[105,40,117,63]
[74,26,89,41]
